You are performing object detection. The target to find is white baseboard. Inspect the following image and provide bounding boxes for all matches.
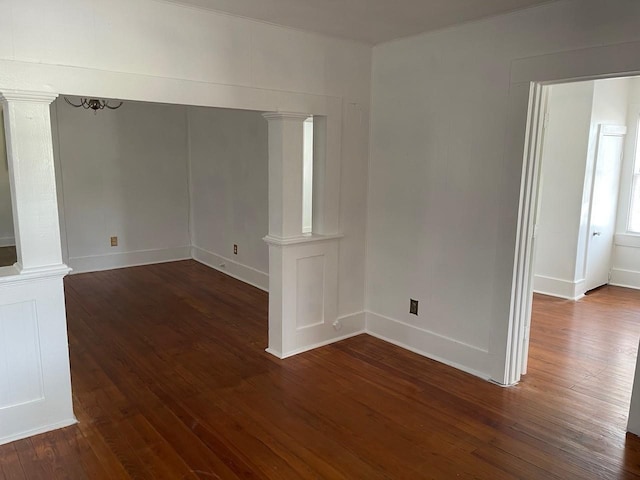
[610,268,640,290]
[533,274,585,300]
[0,417,77,446]
[192,246,269,292]
[273,311,367,358]
[365,311,491,381]
[68,246,191,274]
[0,236,15,247]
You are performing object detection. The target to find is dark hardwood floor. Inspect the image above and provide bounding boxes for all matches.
[0,246,16,267]
[2,260,640,479]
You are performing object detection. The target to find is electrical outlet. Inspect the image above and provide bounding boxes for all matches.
[110,236,118,247]
[233,244,238,255]
[410,299,419,315]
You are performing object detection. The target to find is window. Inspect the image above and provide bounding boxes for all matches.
[628,120,640,232]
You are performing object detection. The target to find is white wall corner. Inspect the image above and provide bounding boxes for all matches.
[68,246,191,274]
[533,275,586,300]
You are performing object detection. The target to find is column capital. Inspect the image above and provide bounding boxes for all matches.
[262,111,310,122]
[0,90,58,105]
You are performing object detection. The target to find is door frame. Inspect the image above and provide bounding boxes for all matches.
[503,41,640,385]
[511,88,632,382]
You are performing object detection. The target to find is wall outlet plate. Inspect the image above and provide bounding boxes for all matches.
[110,236,118,247]
[233,244,238,255]
[410,299,419,315]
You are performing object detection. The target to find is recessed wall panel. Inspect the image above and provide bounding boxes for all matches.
[0,301,44,409]
[296,255,325,330]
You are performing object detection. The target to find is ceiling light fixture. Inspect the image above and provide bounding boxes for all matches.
[64,97,123,113]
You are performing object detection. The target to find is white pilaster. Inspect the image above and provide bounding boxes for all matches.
[0,89,75,446]
[1,90,65,272]
[263,112,308,239]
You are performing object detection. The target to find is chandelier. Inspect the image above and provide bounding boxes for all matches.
[64,97,123,113]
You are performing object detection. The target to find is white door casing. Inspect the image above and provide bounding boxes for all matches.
[584,125,627,292]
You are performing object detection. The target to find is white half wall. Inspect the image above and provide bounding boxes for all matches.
[52,98,191,273]
[368,0,640,381]
[0,106,14,248]
[188,107,269,290]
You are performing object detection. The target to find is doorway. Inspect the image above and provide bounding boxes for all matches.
[532,78,632,303]
[518,75,640,386]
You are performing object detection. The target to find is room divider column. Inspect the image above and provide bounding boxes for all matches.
[263,112,344,358]
[1,91,67,271]
[0,90,75,445]
[262,112,307,357]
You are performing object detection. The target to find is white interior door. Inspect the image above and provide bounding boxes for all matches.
[585,125,627,292]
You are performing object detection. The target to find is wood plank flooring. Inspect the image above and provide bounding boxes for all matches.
[0,246,16,267]
[2,260,640,478]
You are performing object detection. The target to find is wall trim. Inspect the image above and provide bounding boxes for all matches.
[68,246,191,274]
[263,233,343,246]
[268,311,366,358]
[533,274,586,300]
[615,233,640,248]
[0,236,15,247]
[0,417,77,447]
[192,246,269,292]
[365,311,491,381]
[610,268,640,290]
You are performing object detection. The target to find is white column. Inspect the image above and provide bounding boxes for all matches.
[262,113,307,356]
[263,112,348,358]
[0,90,74,446]
[262,113,308,240]
[1,90,65,272]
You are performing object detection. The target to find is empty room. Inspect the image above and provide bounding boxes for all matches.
[2,0,640,478]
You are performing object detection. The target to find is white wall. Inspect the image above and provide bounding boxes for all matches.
[53,101,271,287]
[368,0,640,380]
[53,98,191,273]
[0,107,13,247]
[189,107,269,290]
[612,78,640,289]
[533,81,594,299]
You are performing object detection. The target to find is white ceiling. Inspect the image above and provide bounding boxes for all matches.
[164,0,558,44]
